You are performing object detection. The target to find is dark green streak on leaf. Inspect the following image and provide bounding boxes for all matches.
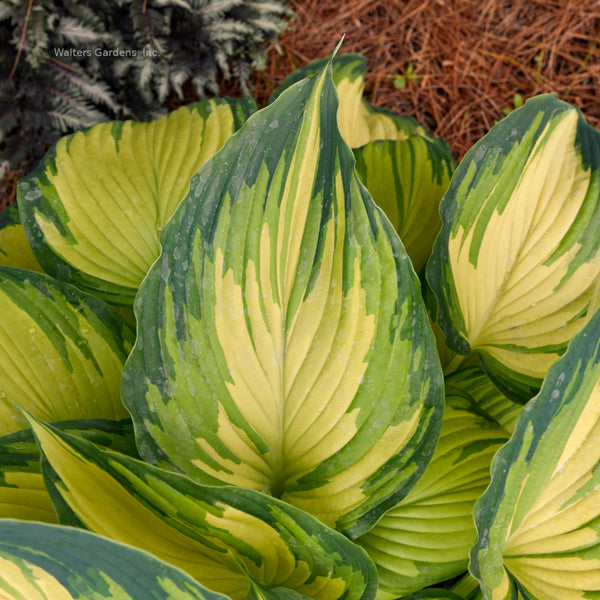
[471,309,600,595]
[0,520,229,599]
[110,120,125,153]
[0,267,133,375]
[35,422,378,599]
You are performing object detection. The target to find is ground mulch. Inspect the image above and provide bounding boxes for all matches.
[3,0,600,209]
[253,0,600,161]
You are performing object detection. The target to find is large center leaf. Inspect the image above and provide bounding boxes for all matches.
[122,59,443,538]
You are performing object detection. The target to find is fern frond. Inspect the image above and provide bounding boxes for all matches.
[52,16,111,44]
[47,61,121,112]
[167,63,191,97]
[151,0,194,10]
[206,19,255,42]
[0,5,12,21]
[249,15,288,36]
[194,0,245,19]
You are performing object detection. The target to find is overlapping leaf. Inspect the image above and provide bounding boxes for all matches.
[0,267,134,434]
[30,418,378,600]
[402,590,466,600]
[450,575,523,600]
[471,308,600,599]
[420,274,462,370]
[354,136,453,271]
[18,98,255,304]
[446,367,522,434]
[0,429,56,525]
[0,418,136,523]
[586,277,600,323]
[122,59,443,538]
[0,204,43,273]
[0,519,231,600]
[428,94,600,401]
[357,388,508,598]
[450,574,488,600]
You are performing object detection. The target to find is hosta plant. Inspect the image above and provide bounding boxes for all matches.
[0,49,599,600]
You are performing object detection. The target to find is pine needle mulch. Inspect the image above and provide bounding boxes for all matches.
[252,0,600,162]
[3,0,600,209]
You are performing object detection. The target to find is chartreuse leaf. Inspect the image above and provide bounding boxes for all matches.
[18,98,255,305]
[0,204,43,273]
[446,367,522,434]
[471,308,600,600]
[449,574,523,600]
[401,590,465,600]
[0,418,136,523]
[269,53,437,148]
[0,267,134,435]
[121,58,443,538]
[0,519,231,600]
[354,136,453,271]
[428,94,600,402]
[356,387,508,598]
[247,582,311,600]
[28,418,378,600]
[451,574,484,599]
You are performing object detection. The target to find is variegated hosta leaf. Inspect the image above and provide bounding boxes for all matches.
[271,54,454,273]
[0,418,136,523]
[354,137,453,271]
[356,390,508,598]
[586,276,600,324]
[247,583,312,600]
[401,590,466,600]
[0,519,231,600]
[0,267,134,434]
[450,574,524,600]
[0,428,56,524]
[30,418,378,600]
[269,53,438,148]
[427,94,600,402]
[445,367,522,435]
[421,272,463,370]
[450,574,485,600]
[122,60,443,537]
[471,308,600,600]
[18,98,256,305]
[0,204,43,273]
